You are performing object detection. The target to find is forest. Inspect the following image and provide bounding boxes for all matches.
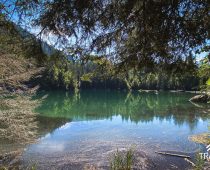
[0,12,209,93]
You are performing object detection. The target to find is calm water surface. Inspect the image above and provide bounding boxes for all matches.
[17,91,210,168]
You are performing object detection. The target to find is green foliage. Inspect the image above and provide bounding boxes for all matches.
[62,70,73,89]
[194,153,205,170]
[206,78,210,86]
[44,52,200,91]
[0,9,204,92]
[0,14,47,64]
[52,64,59,81]
[1,3,205,92]
[46,53,75,89]
[45,52,98,91]
[110,149,134,170]
[31,164,37,170]
[80,73,94,82]
[198,56,210,91]
[4,0,209,70]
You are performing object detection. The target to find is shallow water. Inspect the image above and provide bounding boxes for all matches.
[2,90,210,169]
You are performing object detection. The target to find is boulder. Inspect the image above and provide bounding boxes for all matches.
[189,94,210,103]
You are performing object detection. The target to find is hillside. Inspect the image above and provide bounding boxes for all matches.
[0,16,46,94]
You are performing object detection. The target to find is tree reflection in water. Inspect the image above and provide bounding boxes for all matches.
[34,90,209,130]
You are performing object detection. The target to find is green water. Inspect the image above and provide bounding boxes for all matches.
[34,90,209,125]
[20,90,210,169]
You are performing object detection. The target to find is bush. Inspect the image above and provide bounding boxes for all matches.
[110,148,134,170]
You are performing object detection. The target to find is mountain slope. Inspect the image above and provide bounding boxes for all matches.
[0,15,46,94]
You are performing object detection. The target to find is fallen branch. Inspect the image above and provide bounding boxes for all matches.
[184,158,195,167]
[155,151,190,158]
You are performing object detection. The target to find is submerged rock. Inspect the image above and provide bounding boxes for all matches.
[189,94,210,103]
[189,133,209,145]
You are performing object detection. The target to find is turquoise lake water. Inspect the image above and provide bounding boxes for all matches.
[20,90,209,169]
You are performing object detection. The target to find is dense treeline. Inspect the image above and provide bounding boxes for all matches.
[0,12,209,92]
[41,51,203,91]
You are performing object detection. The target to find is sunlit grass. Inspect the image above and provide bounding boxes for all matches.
[110,148,134,170]
[194,152,205,170]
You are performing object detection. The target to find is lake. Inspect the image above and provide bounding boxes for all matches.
[2,90,210,169]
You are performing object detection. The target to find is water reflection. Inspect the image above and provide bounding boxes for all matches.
[20,90,209,169]
[34,90,209,130]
